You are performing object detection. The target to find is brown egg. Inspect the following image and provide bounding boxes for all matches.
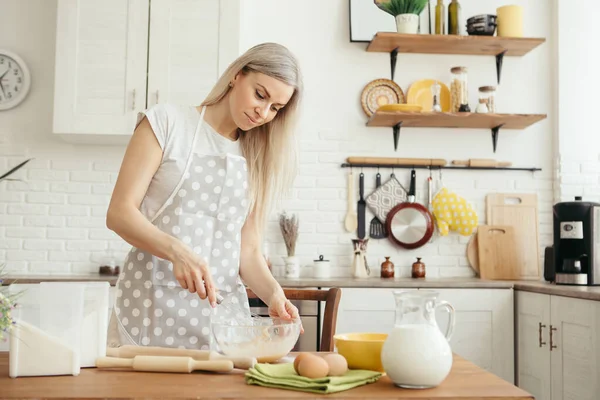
[322,353,348,376]
[293,352,311,373]
[297,354,329,379]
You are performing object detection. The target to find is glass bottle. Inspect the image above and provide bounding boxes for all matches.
[411,257,426,278]
[448,0,461,35]
[450,66,470,112]
[380,256,395,278]
[435,0,445,35]
[478,86,496,113]
[430,81,442,112]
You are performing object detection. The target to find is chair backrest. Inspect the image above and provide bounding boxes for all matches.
[246,287,342,352]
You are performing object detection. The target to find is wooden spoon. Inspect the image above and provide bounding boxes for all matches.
[344,171,358,232]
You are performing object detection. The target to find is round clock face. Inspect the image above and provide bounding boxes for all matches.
[0,51,31,110]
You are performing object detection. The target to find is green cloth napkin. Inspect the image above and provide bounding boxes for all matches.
[244,362,382,394]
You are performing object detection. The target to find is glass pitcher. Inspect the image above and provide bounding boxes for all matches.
[381,290,456,389]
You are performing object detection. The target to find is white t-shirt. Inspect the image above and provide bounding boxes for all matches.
[136,104,243,221]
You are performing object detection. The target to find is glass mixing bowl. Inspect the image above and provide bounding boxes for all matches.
[211,316,302,362]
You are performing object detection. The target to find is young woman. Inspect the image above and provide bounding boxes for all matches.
[106,42,303,349]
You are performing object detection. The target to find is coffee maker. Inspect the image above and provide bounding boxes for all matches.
[552,196,600,285]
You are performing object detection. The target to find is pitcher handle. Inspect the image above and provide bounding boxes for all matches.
[435,300,455,341]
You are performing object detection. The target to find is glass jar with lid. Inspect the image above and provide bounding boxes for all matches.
[450,66,470,112]
[478,86,496,113]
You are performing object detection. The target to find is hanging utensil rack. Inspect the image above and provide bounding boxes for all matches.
[341,163,541,172]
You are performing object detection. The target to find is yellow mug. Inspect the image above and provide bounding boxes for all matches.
[497,5,523,37]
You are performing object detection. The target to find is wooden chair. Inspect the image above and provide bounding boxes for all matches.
[246,287,342,352]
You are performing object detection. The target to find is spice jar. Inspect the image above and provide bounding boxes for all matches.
[380,257,395,278]
[478,86,496,113]
[475,98,489,114]
[450,66,470,112]
[411,257,426,278]
[430,81,442,112]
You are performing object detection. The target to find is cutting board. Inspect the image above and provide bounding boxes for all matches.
[486,193,540,280]
[477,225,519,280]
[466,231,479,275]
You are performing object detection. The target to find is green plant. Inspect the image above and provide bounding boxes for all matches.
[0,158,33,183]
[0,264,20,342]
[375,0,429,16]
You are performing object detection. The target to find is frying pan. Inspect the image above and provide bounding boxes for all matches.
[386,169,434,249]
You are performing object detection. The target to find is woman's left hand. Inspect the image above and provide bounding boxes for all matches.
[268,294,304,334]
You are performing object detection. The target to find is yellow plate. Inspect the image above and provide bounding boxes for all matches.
[377,104,423,112]
[406,79,451,112]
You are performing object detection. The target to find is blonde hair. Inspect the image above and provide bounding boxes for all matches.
[200,43,303,235]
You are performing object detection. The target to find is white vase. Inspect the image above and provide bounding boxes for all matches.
[395,13,419,34]
[284,256,300,278]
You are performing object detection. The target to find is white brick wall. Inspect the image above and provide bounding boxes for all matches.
[0,155,128,274]
[0,0,557,279]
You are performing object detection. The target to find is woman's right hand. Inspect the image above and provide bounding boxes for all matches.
[169,241,217,307]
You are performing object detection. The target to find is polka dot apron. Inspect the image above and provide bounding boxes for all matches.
[113,106,251,350]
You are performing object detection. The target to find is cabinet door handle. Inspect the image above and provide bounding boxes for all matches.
[156,90,160,105]
[549,325,558,351]
[538,322,547,347]
[132,89,136,111]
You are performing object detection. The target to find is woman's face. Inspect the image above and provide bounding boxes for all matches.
[229,71,295,131]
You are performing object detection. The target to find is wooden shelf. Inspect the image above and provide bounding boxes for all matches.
[367,32,545,57]
[367,111,547,130]
[361,32,547,152]
[367,111,547,152]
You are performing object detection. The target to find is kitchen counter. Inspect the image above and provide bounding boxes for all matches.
[1,273,119,286]
[3,273,600,301]
[2,274,514,288]
[514,281,600,301]
[0,352,532,399]
[278,277,515,288]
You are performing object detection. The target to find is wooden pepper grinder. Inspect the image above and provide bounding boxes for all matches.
[380,257,395,278]
[412,257,426,278]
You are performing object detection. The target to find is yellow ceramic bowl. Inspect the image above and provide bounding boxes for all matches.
[333,332,388,372]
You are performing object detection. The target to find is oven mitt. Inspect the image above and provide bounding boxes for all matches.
[366,175,407,223]
[432,187,478,236]
[245,363,382,394]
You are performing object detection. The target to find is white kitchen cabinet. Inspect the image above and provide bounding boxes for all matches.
[148,0,240,107]
[516,291,600,400]
[53,0,240,142]
[334,288,514,383]
[434,289,514,383]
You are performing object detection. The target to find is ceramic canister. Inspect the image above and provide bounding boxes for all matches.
[313,255,331,279]
[496,5,523,37]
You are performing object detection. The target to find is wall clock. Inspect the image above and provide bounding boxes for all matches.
[0,49,31,110]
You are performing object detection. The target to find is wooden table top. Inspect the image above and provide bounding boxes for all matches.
[0,352,532,399]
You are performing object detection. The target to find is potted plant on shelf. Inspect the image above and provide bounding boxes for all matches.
[375,0,429,34]
[279,212,300,279]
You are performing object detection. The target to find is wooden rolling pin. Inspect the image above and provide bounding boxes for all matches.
[96,355,234,373]
[106,345,256,370]
[452,159,512,167]
[346,157,447,167]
